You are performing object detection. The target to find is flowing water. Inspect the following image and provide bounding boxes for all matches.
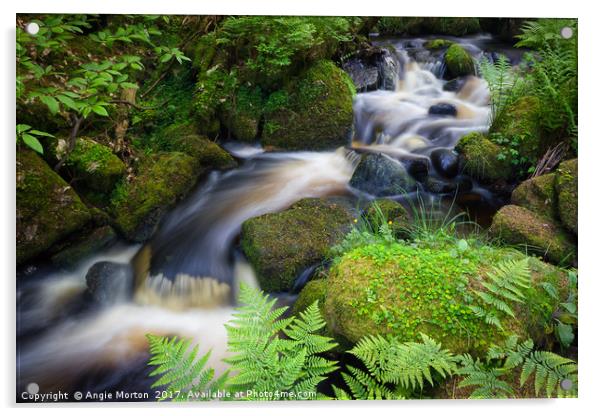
[17,34,523,399]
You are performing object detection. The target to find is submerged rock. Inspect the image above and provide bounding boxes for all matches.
[489,205,576,265]
[443,78,466,92]
[324,240,569,354]
[261,60,354,150]
[555,159,578,235]
[17,149,91,265]
[428,103,458,117]
[241,198,353,292]
[444,44,475,79]
[431,148,459,178]
[350,153,417,196]
[455,132,513,184]
[85,261,133,305]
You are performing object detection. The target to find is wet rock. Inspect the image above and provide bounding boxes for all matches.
[17,149,91,265]
[241,198,354,292]
[350,153,417,196]
[428,103,458,117]
[85,261,133,305]
[511,173,557,221]
[455,132,513,183]
[406,158,429,180]
[431,148,459,178]
[555,159,578,234]
[342,59,379,92]
[443,78,466,92]
[261,60,354,150]
[425,178,457,194]
[444,44,475,79]
[50,225,117,269]
[489,205,576,265]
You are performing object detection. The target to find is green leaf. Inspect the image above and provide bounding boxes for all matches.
[56,95,80,111]
[16,124,31,134]
[555,322,574,348]
[39,95,60,115]
[29,130,55,138]
[91,105,109,117]
[160,53,172,63]
[22,133,44,154]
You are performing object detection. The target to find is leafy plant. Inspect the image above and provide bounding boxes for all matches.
[146,334,228,401]
[16,124,54,154]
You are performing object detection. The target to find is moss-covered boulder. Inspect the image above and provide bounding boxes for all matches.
[292,278,337,340]
[324,240,569,355]
[62,137,126,193]
[455,132,513,183]
[555,159,577,235]
[222,87,263,142]
[424,39,454,50]
[261,60,354,150]
[490,96,542,161]
[511,173,557,221]
[241,198,354,292]
[17,149,91,265]
[111,152,202,242]
[444,44,475,79]
[489,205,576,265]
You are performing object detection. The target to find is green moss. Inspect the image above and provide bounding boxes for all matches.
[111,152,202,241]
[456,132,513,183]
[64,137,126,193]
[222,86,263,142]
[555,158,577,234]
[511,173,557,221]
[50,225,116,268]
[241,198,353,292]
[17,149,91,264]
[489,205,576,265]
[444,44,475,78]
[424,39,454,50]
[324,239,569,356]
[261,60,354,151]
[191,32,217,72]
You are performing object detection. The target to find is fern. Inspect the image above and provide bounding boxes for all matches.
[337,333,456,399]
[146,334,227,401]
[224,284,338,400]
[456,354,514,399]
[471,258,531,329]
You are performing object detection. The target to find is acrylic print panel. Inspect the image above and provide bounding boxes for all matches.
[16,14,578,402]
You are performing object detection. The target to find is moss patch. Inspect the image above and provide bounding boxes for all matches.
[456,132,513,183]
[324,239,569,356]
[489,205,576,265]
[445,44,475,78]
[511,173,557,221]
[555,158,577,234]
[17,149,91,265]
[110,152,202,241]
[424,39,454,50]
[241,198,354,292]
[261,60,354,151]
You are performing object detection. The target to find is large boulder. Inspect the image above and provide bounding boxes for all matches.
[489,205,576,265]
[241,198,353,292]
[350,153,416,196]
[17,149,91,265]
[324,240,569,355]
[455,132,513,184]
[261,60,354,150]
[511,173,557,221]
[555,159,578,234]
[61,137,126,194]
[444,44,475,79]
[111,152,202,242]
[85,261,133,305]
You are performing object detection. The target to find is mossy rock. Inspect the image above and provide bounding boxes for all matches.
[555,159,577,235]
[261,60,354,151]
[63,137,126,193]
[292,279,340,343]
[456,132,513,183]
[111,152,202,242]
[377,17,481,36]
[511,173,557,221]
[17,149,91,265]
[241,198,354,292]
[489,205,576,265]
[444,44,475,79]
[191,32,217,73]
[50,225,116,268]
[490,96,543,161]
[424,39,454,50]
[324,240,569,356]
[222,86,263,142]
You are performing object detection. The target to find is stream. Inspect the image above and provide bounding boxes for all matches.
[16,33,525,401]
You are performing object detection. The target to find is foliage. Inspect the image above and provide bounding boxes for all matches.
[540,269,578,349]
[146,334,228,401]
[469,258,531,330]
[16,124,54,154]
